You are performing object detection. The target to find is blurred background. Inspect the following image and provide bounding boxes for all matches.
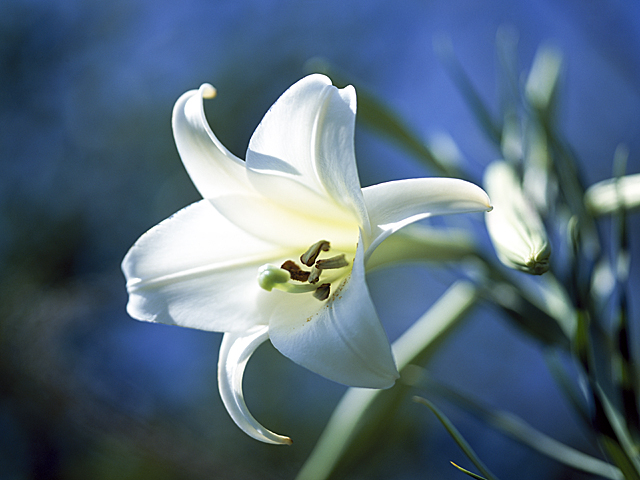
[1,0,639,478]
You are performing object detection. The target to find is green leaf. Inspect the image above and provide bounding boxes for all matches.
[426,377,622,479]
[451,461,489,480]
[525,45,563,117]
[610,145,640,439]
[596,386,640,480]
[413,396,500,480]
[544,352,591,429]
[475,264,572,350]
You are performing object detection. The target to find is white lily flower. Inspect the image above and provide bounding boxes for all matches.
[122,74,491,445]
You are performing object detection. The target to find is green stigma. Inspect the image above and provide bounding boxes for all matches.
[257,264,291,291]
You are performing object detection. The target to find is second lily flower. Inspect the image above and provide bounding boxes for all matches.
[122,74,491,444]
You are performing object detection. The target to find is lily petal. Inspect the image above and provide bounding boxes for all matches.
[268,234,399,389]
[362,178,492,254]
[218,326,292,445]
[209,193,359,251]
[122,200,291,332]
[246,74,368,228]
[172,84,249,199]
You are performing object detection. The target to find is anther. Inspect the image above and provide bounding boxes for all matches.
[315,254,348,270]
[308,265,322,284]
[313,283,331,301]
[201,83,217,99]
[281,260,310,282]
[300,240,330,267]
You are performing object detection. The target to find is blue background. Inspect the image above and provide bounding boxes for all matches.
[1,0,639,478]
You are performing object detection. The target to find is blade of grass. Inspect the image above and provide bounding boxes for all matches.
[611,145,640,439]
[425,377,622,480]
[451,461,489,480]
[413,396,500,480]
[596,386,640,480]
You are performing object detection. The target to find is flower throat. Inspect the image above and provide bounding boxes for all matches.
[257,240,350,301]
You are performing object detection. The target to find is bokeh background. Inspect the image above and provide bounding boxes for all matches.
[1,0,639,479]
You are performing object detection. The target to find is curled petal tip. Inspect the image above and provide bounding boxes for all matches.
[218,327,292,445]
[200,83,217,99]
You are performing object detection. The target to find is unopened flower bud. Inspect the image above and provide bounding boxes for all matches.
[584,173,640,216]
[525,45,562,112]
[484,161,551,275]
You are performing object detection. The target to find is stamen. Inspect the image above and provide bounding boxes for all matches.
[276,283,317,294]
[313,283,331,301]
[315,254,348,270]
[308,265,322,284]
[300,240,330,267]
[281,260,310,282]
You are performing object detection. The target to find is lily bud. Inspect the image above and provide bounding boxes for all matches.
[584,173,640,216]
[525,45,562,112]
[484,161,551,275]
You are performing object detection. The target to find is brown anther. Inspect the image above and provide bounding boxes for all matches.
[313,283,331,301]
[315,254,348,270]
[300,240,330,267]
[281,260,310,282]
[307,265,322,284]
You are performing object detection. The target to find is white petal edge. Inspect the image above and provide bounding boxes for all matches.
[313,82,370,233]
[172,84,249,199]
[217,326,292,445]
[268,233,399,389]
[122,200,292,332]
[362,177,492,256]
[245,75,334,200]
[245,74,366,228]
